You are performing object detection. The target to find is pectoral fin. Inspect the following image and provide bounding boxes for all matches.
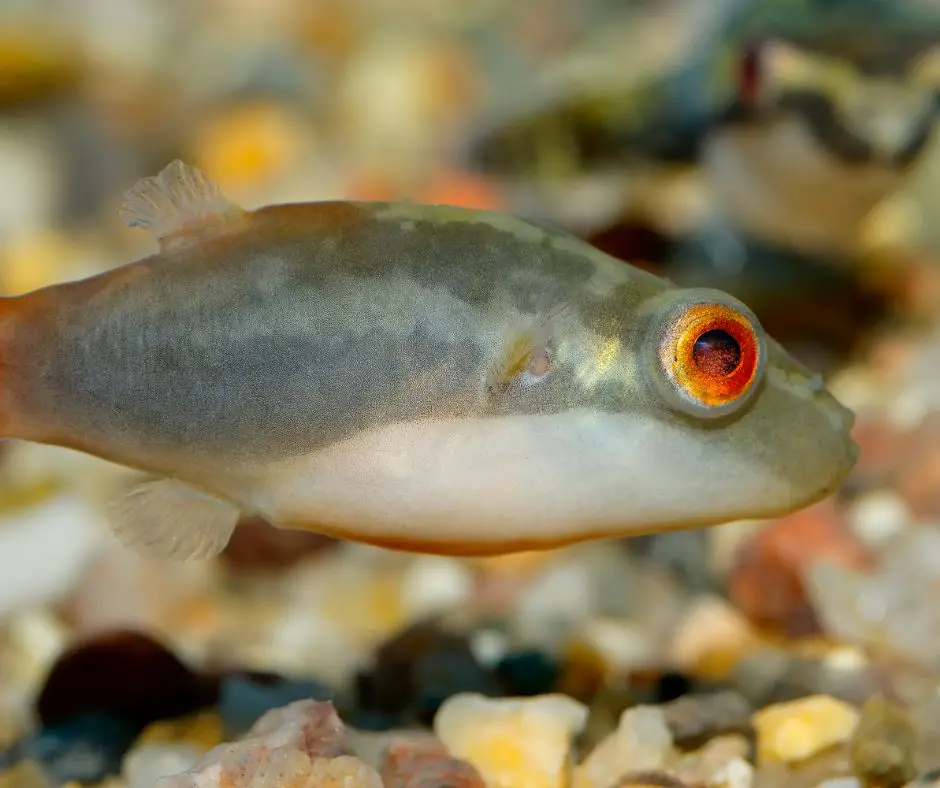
[107,477,240,561]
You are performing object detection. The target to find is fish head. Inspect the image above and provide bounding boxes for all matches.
[593,283,858,528]
[505,277,860,536]
[746,37,938,165]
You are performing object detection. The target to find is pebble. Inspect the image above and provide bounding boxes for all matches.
[378,735,484,787]
[36,629,218,729]
[576,705,675,788]
[709,757,754,788]
[249,699,347,759]
[123,743,203,788]
[846,492,911,551]
[398,556,476,620]
[849,695,918,788]
[511,555,599,649]
[152,700,358,787]
[358,621,498,724]
[556,637,611,705]
[674,735,752,785]
[668,595,762,681]
[0,760,50,788]
[434,692,588,788]
[805,549,940,671]
[13,710,138,784]
[495,649,561,697]
[136,710,225,752]
[191,100,306,198]
[0,492,105,620]
[752,695,860,765]
[728,501,871,638]
[659,691,754,751]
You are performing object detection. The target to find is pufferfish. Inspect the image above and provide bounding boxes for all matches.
[0,161,857,560]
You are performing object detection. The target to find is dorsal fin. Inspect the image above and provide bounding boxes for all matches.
[118,159,245,252]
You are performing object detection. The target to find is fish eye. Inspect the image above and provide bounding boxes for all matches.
[652,297,765,419]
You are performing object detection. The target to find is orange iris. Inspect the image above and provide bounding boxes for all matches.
[660,304,760,408]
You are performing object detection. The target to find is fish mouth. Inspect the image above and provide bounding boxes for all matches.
[816,388,860,485]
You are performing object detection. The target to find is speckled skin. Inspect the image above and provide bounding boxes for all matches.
[0,200,858,554]
[13,203,656,458]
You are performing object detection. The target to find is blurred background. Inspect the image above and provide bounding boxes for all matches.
[2,0,940,786]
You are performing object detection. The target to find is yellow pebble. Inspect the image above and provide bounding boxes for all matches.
[434,693,588,788]
[137,709,225,752]
[193,102,303,196]
[0,761,49,788]
[753,694,859,765]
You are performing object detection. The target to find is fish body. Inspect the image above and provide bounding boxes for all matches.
[0,161,858,559]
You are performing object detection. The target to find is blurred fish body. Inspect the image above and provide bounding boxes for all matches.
[466,2,940,259]
[702,36,940,256]
[0,161,857,560]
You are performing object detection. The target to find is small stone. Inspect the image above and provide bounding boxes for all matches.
[849,695,918,788]
[15,711,138,784]
[846,492,911,550]
[669,595,762,681]
[674,735,752,785]
[0,760,50,788]
[753,695,860,765]
[123,743,203,788]
[709,757,753,788]
[0,491,105,619]
[556,638,609,703]
[358,621,497,724]
[192,101,305,196]
[411,644,499,725]
[36,629,217,729]
[399,556,475,620]
[576,618,658,678]
[219,671,334,738]
[249,700,347,759]
[728,501,871,638]
[495,650,560,697]
[576,705,674,788]
[137,710,225,752]
[660,691,754,751]
[434,692,588,788]
[152,700,356,787]
[379,736,484,787]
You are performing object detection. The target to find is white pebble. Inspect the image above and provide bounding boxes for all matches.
[0,493,107,620]
[400,555,475,619]
[709,756,753,788]
[848,491,910,548]
[124,743,203,788]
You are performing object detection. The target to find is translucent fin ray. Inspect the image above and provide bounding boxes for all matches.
[118,160,244,252]
[107,477,240,561]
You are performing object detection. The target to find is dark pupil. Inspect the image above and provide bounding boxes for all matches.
[692,329,742,377]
